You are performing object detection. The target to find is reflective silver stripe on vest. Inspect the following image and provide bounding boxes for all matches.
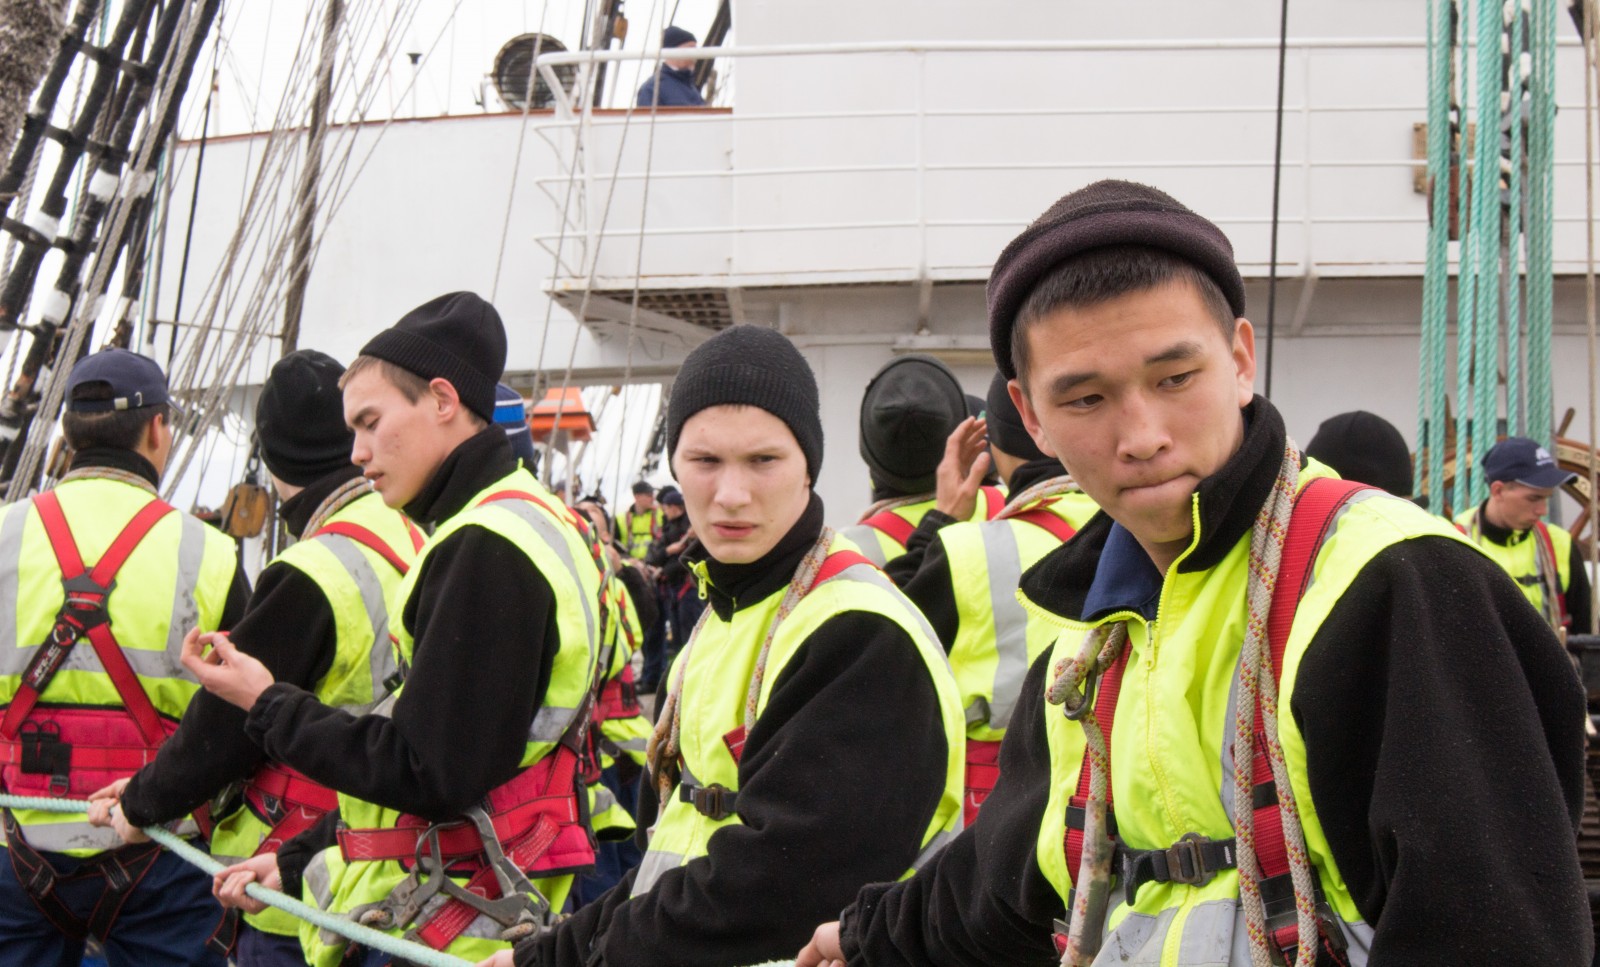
[826,561,952,673]
[0,505,29,655]
[162,514,209,665]
[631,848,684,896]
[11,815,199,853]
[319,532,399,711]
[0,513,205,682]
[837,524,889,567]
[612,735,649,753]
[979,521,1030,730]
[592,784,619,816]
[480,497,598,741]
[1089,898,1371,967]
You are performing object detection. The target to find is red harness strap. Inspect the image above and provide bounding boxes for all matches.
[980,485,1005,520]
[1,492,176,747]
[1532,520,1570,628]
[240,762,340,856]
[1007,505,1079,544]
[313,519,423,575]
[336,743,592,951]
[862,510,917,548]
[1056,477,1369,957]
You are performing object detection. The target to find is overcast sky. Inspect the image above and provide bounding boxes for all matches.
[182,0,723,138]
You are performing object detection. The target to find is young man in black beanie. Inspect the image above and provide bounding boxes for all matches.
[87,348,421,966]
[480,324,965,967]
[890,372,1098,825]
[842,355,1005,572]
[801,180,1588,966]
[178,292,603,967]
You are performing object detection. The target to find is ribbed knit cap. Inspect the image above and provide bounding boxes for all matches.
[255,350,353,486]
[667,326,823,481]
[984,370,1045,462]
[360,291,506,422]
[987,179,1245,379]
[1306,410,1414,497]
[858,354,966,494]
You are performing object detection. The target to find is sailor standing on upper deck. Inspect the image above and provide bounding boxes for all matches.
[637,26,707,108]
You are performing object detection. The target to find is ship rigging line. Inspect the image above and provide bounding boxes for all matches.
[488,0,556,303]
[1263,0,1290,398]
[1584,0,1599,633]
[530,0,677,493]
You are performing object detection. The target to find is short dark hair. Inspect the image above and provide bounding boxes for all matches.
[1010,245,1237,388]
[339,354,487,428]
[62,383,168,451]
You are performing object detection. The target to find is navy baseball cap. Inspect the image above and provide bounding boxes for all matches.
[1482,436,1577,489]
[65,349,172,414]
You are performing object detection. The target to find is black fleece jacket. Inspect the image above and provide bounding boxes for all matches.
[119,466,365,828]
[1470,499,1594,635]
[840,397,1591,967]
[893,457,1065,644]
[515,494,950,967]
[249,429,563,894]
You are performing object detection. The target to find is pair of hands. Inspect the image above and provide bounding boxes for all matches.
[935,417,992,521]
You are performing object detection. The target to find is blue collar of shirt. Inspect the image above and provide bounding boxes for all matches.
[1081,522,1164,622]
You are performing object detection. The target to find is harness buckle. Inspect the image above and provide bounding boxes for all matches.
[1121,832,1237,906]
[59,573,113,632]
[1163,832,1221,886]
[679,782,738,821]
[19,722,71,791]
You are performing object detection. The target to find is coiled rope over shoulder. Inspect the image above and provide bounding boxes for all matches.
[1044,443,1320,967]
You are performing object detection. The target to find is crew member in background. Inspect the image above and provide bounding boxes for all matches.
[840,354,1004,570]
[621,482,660,560]
[1456,436,1593,637]
[801,179,1589,966]
[897,372,1098,823]
[483,323,965,967]
[635,26,707,108]
[0,349,247,966]
[89,349,420,967]
[495,382,539,469]
[1304,409,1415,499]
[184,292,602,967]
[569,497,653,907]
[647,489,704,666]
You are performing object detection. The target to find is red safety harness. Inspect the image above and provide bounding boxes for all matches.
[1052,478,1369,963]
[0,490,182,943]
[330,489,597,952]
[964,501,1081,824]
[862,485,1006,548]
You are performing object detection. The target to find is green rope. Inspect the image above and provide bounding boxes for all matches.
[1527,0,1558,447]
[1455,0,1479,512]
[0,793,472,967]
[1506,3,1526,436]
[1472,0,1503,510]
[0,794,799,967]
[1422,0,1454,508]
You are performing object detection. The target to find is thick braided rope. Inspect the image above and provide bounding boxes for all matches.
[645,529,836,805]
[59,466,160,496]
[0,794,472,967]
[857,491,935,523]
[1044,622,1128,966]
[302,474,377,537]
[1231,444,1320,967]
[996,474,1079,519]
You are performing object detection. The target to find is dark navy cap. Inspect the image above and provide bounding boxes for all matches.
[1482,436,1577,489]
[659,489,685,507]
[65,349,171,413]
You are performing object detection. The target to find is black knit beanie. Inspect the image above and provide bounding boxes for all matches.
[255,350,354,486]
[984,371,1045,462]
[667,326,823,482]
[987,180,1246,379]
[858,354,966,494]
[360,291,506,422]
[1305,410,1414,498]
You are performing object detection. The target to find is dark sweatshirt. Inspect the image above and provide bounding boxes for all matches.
[840,398,1591,967]
[515,494,951,967]
[249,429,564,893]
[120,466,364,828]
[1469,498,1594,635]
